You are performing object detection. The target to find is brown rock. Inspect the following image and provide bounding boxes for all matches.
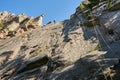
[6,21,19,32]
[0,31,6,39]
[32,14,45,26]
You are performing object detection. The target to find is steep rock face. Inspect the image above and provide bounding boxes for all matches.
[0,9,120,80]
[0,13,99,79]
[99,10,120,41]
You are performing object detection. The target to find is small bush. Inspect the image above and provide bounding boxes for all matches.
[29,19,33,25]
[107,1,112,9]
[80,2,85,9]
[83,18,100,27]
[0,21,3,30]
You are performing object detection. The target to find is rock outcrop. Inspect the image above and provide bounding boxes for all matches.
[0,12,45,39]
[0,2,120,80]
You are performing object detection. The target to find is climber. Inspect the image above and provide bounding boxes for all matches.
[53,20,56,24]
[47,21,52,25]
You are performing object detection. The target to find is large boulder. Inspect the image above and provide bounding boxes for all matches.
[0,11,15,23]
[13,14,27,23]
[32,14,45,26]
[20,17,34,31]
[0,11,9,21]
[6,21,19,32]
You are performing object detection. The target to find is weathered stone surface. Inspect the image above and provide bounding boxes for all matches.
[13,14,27,23]
[20,17,34,31]
[6,21,19,32]
[0,31,5,39]
[0,11,9,21]
[32,14,45,26]
[0,9,120,80]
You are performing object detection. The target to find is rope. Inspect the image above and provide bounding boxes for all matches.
[94,26,109,80]
[94,26,117,80]
[90,9,119,80]
[96,24,120,57]
[75,13,89,39]
[75,13,110,80]
[92,8,120,80]
[75,11,117,79]
[96,27,112,51]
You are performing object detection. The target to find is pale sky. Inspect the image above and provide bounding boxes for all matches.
[0,0,82,24]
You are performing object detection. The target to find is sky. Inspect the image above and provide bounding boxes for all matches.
[0,0,82,24]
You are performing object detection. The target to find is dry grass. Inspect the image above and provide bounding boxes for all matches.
[87,44,101,53]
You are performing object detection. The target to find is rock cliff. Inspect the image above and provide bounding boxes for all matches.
[0,2,120,80]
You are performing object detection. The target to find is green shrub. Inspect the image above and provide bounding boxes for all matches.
[29,19,33,25]
[107,0,113,9]
[85,0,99,10]
[0,21,3,30]
[80,2,85,9]
[83,18,100,27]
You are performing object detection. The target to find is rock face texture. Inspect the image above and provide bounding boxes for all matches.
[0,8,120,80]
[0,12,45,39]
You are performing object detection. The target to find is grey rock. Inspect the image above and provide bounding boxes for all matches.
[0,9,120,80]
